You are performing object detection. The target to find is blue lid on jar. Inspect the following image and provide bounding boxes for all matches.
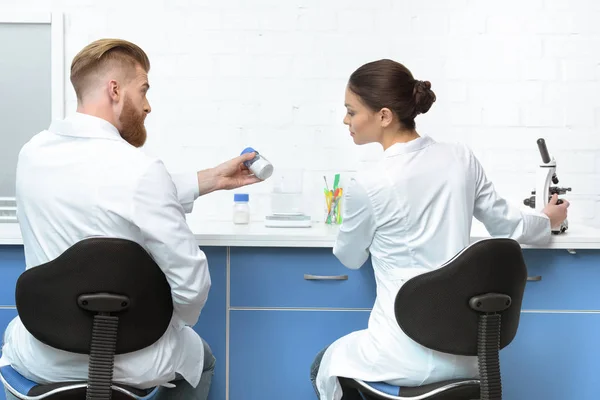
[241,147,257,155]
[234,193,249,202]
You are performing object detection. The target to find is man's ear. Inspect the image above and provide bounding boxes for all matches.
[380,107,393,128]
[108,80,120,102]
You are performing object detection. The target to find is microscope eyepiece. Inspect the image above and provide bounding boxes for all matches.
[537,138,551,163]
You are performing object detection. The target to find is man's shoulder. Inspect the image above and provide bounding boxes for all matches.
[115,144,161,168]
[20,130,162,166]
[19,129,51,151]
[100,144,168,184]
[19,130,165,180]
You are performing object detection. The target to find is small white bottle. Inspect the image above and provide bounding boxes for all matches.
[241,147,274,180]
[233,193,250,224]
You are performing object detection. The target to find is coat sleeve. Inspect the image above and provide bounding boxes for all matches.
[333,178,377,269]
[169,171,199,214]
[132,160,210,328]
[470,149,551,245]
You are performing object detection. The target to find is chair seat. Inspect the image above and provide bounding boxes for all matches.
[0,365,159,399]
[339,377,481,399]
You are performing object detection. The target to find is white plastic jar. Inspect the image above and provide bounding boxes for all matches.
[233,193,250,224]
[241,147,274,180]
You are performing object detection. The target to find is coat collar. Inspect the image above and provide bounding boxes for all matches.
[49,112,124,142]
[384,135,435,157]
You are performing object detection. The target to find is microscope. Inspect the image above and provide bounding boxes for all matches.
[522,138,571,234]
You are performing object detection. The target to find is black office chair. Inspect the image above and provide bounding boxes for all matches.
[339,237,528,400]
[0,237,174,399]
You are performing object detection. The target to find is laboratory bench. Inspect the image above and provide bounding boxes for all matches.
[1,221,600,400]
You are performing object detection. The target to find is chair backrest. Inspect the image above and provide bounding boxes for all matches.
[15,237,173,355]
[394,238,527,356]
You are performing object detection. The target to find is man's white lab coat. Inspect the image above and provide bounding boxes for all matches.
[316,136,551,400]
[0,112,210,389]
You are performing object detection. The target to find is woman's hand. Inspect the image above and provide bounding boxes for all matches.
[542,194,570,229]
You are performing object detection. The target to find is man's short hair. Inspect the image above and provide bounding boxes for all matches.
[70,38,151,101]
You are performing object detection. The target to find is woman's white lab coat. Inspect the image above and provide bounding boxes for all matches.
[315,136,551,400]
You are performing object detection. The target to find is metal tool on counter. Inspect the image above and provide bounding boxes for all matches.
[522,138,571,234]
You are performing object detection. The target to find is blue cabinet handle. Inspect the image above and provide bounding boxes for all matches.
[304,274,348,281]
[527,276,542,282]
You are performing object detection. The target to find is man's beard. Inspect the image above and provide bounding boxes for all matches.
[118,96,147,148]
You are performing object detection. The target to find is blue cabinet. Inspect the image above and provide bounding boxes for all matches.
[229,309,370,400]
[193,246,227,400]
[227,247,600,400]
[0,246,24,306]
[228,248,375,400]
[521,250,600,310]
[501,312,600,399]
[230,247,376,309]
[0,244,599,400]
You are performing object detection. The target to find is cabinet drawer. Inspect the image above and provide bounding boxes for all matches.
[0,246,25,306]
[521,249,600,310]
[230,247,376,309]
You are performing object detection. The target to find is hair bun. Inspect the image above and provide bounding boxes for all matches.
[413,80,436,115]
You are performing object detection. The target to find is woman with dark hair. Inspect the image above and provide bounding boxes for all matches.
[310,59,569,400]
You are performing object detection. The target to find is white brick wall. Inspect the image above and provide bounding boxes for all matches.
[3,0,600,227]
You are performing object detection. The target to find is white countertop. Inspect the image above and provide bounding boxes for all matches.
[1,220,600,249]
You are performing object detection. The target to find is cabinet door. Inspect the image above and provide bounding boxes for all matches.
[192,247,227,400]
[229,310,370,400]
[501,312,600,399]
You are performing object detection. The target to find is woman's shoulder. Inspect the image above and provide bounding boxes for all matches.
[354,162,386,189]
[431,137,473,156]
[349,163,393,206]
[428,138,480,169]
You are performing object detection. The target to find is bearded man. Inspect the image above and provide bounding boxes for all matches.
[1,38,260,400]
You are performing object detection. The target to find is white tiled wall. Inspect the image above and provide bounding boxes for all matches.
[4,0,600,226]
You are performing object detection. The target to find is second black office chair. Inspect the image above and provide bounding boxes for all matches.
[339,237,528,400]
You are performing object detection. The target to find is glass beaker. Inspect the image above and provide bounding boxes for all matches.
[270,169,304,215]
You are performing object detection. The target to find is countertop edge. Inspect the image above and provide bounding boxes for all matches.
[1,222,600,250]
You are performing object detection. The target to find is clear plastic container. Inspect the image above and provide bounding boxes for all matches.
[233,193,250,224]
